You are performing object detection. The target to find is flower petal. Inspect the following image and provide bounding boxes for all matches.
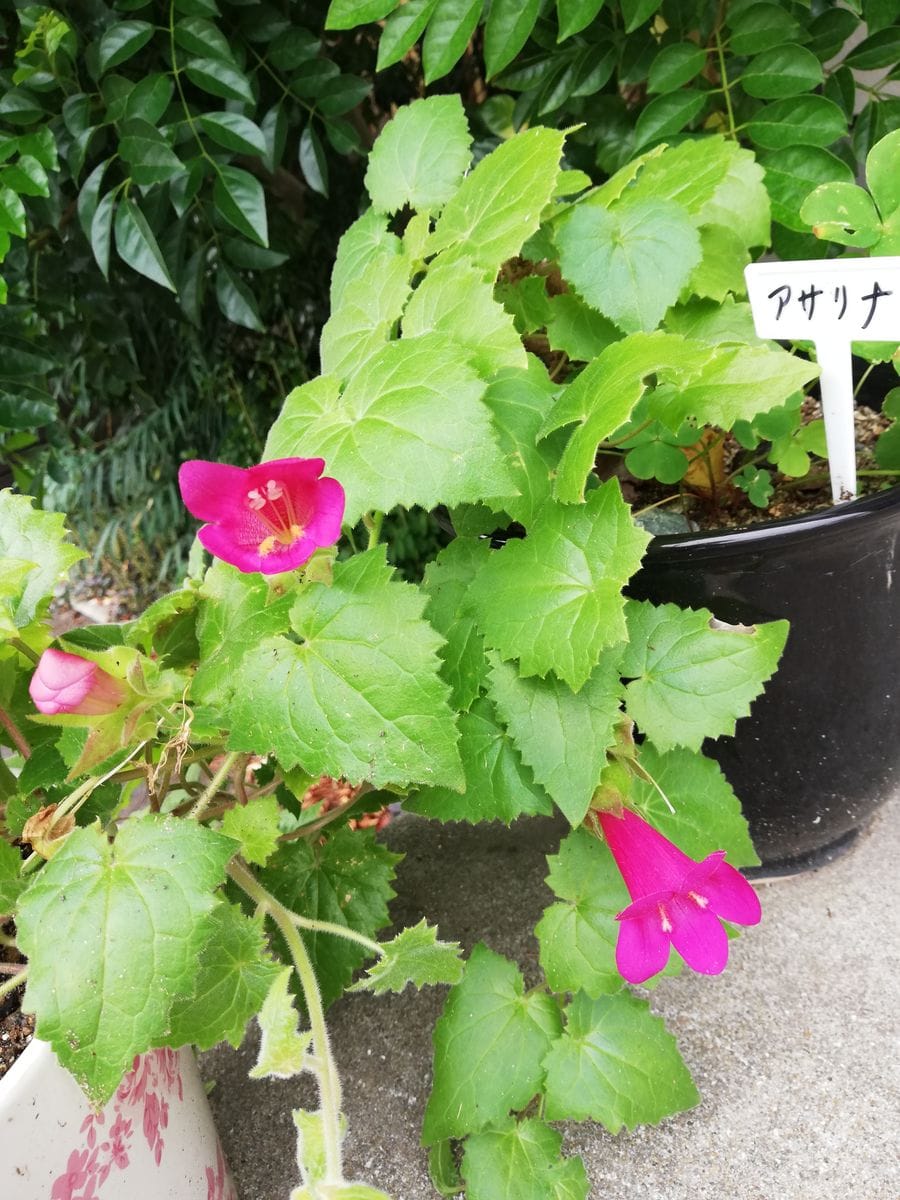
[685,854,762,927]
[304,476,345,546]
[615,910,672,984]
[668,896,730,976]
[599,807,697,900]
[248,457,325,491]
[198,523,269,574]
[178,461,250,523]
[258,534,319,575]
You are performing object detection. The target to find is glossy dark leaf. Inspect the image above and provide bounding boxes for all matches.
[484,0,542,78]
[89,190,116,278]
[184,57,254,104]
[212,165,269,246]
[97,20,154,74]
[114,197,177,291]
[299,124,328,197]
[215,261,264,331]
[198,112,268,156]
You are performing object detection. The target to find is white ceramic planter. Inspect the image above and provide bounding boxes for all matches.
[1,1037,238,1200]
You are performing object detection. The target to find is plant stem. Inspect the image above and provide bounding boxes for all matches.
[10,638,40,665]
[228,860,346,1186]
[189,751,242,820]
[714,26,737,140]
[364,511,384,550]
[0,706,30,759]
[0,964,27,1003]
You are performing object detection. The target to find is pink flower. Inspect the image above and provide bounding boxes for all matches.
[29,649,127,716]
[178,457,345,575]
[597,807,762,985]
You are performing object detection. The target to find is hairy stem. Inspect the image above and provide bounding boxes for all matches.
[0,706,30,759]
[228,859,346,1186]
[0,964,27,1003]
[188,751,243,820]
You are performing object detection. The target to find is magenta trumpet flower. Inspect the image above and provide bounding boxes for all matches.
[178,457,345,575]
[29,648,127,717]
[597,807,761,984]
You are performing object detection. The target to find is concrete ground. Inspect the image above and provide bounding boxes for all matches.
[201,798,900,1200]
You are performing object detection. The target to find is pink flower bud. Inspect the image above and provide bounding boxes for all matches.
[29,649,127,716]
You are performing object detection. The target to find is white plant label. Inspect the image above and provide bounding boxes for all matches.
[745,257,900,503]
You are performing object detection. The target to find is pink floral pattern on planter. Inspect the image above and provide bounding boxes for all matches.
[206,1142,238,1200]
[51,1050,184,1200]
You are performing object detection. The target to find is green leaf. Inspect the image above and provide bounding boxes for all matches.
[536,828,627,997]
[646,343,819,430]
[16,816,235,1105]
[167,902,281,1050]
[98,20,154,73]
[348,919,464,995]
[119,119,185,186]
[461,1118,570,1200]
[174,16,234,61]
[621,601,789,752]
[484,0,542,78]
[729,3,801,55]
[647,42,708,93]
[799,181,882,248]
[466,484,650,691]
[0,837,25,910]
[299,125,329,197]
[227,549,464,790]
[867,129,900,219]
[0,187,26,239]
[185,57,255,105]
[541,331,708,504]
[378,0,437,71]
[330,208,402,308]
[480,359,559,525]
[630,743,760,867]
[545,294,619,362]
[258,826,400,1007]
[745,95,847,150]
[317,74,372,118]
[422,0,482,83]
[422,537,492,710]
[326,0,398,29]
[265,335,509,526]
[78,159,111,241]
[114,197,176,291]
[557,0,606,39]
[408,696,554,822]
[199,112,267,156]
[0,89,44,126]
[221,796,282,866]
[192,561,294,705]
[215,260,264,331]
[428,126,566,270]
[689,223,749,301]
[740,44,823,99]
[621,0,657,32]
[556,199,701,333]
[319,252,410,383]
[423,944,563,1142]
[249,967,313,1078]
[428,1140,464,1197]
[487,652,623,826]
[844,26,900,70]
[213,164,268,247]
[365,95,471,215]
[633,90,706,151]
[1,153,49,198]
[0,491,85,627]
[760,146,854,232]
[403,258,525,378]
[542,991,699,1130]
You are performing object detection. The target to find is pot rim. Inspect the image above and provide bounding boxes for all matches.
[643,482,900,563]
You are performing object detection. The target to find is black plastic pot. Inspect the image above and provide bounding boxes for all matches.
[628,485,900,874]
